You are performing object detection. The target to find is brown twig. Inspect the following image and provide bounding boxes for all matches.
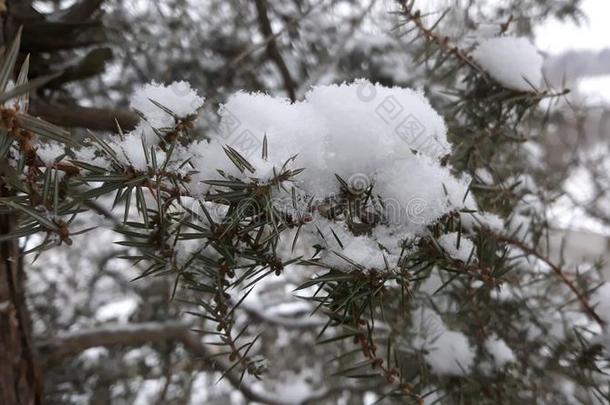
[495,234,604,326]
[253,0,297,102]
[29,98,139,132]
[396,0,483,74]
[231,1,322,68]
[350,303,422,403]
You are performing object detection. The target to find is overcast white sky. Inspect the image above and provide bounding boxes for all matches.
[536,0,610,103]
[535,0,610,54]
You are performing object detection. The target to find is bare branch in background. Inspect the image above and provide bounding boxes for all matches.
[544,47,610,85]
[38,321,373,405]
[39,322,285,404]
[495,234,605,326]
[38,321,192,368]
[51,0,105,23]
[254,0,297,102]
[29,99,138,132]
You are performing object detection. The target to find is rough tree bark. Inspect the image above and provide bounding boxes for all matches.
[0,183,43,404]
[0,2,43,403]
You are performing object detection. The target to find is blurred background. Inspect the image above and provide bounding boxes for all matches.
[12,0,609,403]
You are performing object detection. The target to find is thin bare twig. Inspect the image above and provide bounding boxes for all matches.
[253,0,297,101]
[396,0,483,74]
[231,0,323,68]
[29,99,138,132]
[495,234,604,326]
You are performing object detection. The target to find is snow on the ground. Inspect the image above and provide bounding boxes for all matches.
[484,334,516,368]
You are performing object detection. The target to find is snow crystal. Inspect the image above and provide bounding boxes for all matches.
[178,142,244,197]
[303,218,386,270]
[36,142,65,166]
[370,225,414,258]
[218,80,450,180]
[475,168,494,185]
[113,134,150,171]
[78,347,109,367]
[74,146,109,168]
[378,156,474,234]
[461,211,504,232]
[472,37,543,92]
[427,330,475,375]
[412,308,475,376]
[324,233,387,270]
[95,297,139,323]
[507,213,531,242]
[130,81,204,128]
[438,232,476,262]
[130,121,161,146]
[174,236,220,267]
[484,334,516,368]
[77,82,203,173]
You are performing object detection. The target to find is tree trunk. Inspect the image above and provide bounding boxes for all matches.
[0,182,42,404]
[0,1,43,402]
